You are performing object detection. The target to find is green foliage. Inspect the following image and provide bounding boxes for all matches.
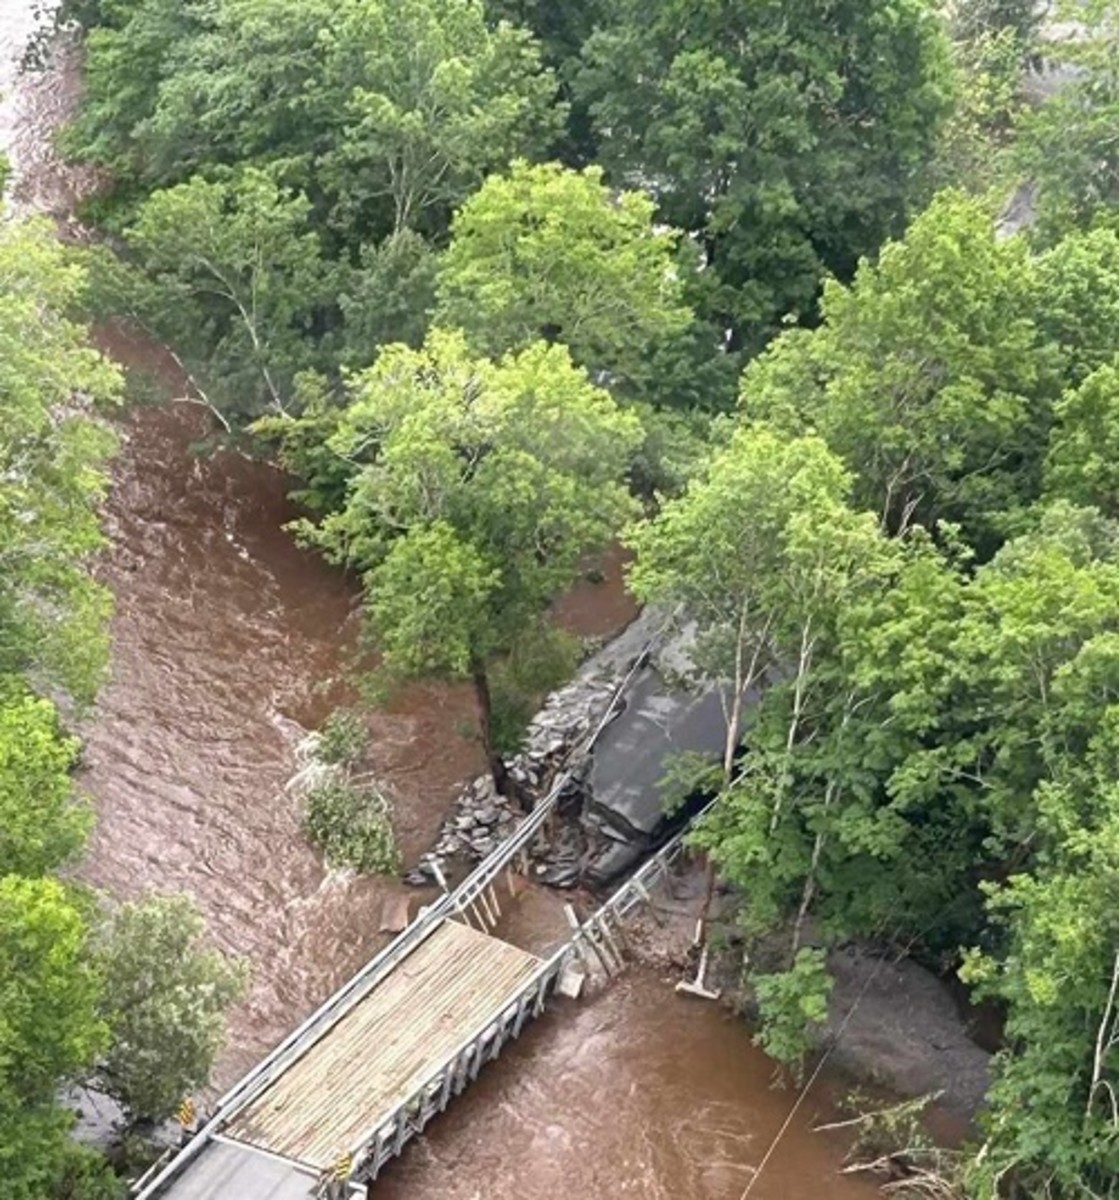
[340,231,437,364]
[483,0,605,162]
[54,1144,127,1200]
[0,218,120,702]
[488,624,580,756]
[304,779,400,874]
[628,423,881,702]
[1016,1,1119,240]
[437,160,692,396]
[1035,225,1119,387]
[1045,363,1119,514]
[293,328,641,783]
[751,948,833,1076]
[0,211,124,1200]
[947,0,1040,48]
[311,0,562,240]
[64,0,561,244]
[316,709,368,767]
[250,374,356,517]
[961,785,1119,1192]
[934,22,1030,191]
[741,191,1059,552]
[95,894,248,1122]
[0,685,90,878]
[626,405,722,499]
[125,170,337,418]
[575,0,954,351]
[0,877,106,1200]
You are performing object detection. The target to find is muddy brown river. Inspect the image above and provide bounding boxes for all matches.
[1,9,880,1196]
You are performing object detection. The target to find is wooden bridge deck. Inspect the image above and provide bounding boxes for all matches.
[224,919,542,1171]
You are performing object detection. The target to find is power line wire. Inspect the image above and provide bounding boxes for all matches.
[738,889,977,1199]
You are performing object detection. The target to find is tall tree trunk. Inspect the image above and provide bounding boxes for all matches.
[470,656,509,797]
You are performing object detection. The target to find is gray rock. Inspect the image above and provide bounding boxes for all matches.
[540,863,580,888]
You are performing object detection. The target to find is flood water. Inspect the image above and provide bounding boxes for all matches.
[1,9,879,1197]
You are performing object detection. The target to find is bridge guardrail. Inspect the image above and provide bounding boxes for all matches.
[133,611,677,1198]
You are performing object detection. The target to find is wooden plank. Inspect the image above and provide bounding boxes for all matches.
[224,921,541,1170]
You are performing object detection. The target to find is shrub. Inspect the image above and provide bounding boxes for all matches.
[315,709,367,766]
[96,895,247,1123]
[751,947,833,1079]
[304,780,400,874]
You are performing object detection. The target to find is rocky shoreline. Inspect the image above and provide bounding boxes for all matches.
[406,609,665,887]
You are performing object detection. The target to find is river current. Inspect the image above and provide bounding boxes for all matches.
[0,9,879,1196]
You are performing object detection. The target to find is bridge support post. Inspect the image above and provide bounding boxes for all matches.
[468,1038,487,1081]
[596,915,626,969]
[392,1111,409,1156]
[513,991,532,1037]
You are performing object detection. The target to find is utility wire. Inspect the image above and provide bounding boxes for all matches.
[738,937,897,1199]
[737,889,977,1199]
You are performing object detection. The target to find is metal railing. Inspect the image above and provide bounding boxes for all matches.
[133,614,676,1198]
[342,806,713,1184]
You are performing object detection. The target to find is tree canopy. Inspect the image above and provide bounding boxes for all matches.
[741,191,1060,552]
[0,211,243,1194]
[0,219,119,701]
[436,160,692,396]
[0,877,106,1200]
[64,0,561,245]
[285,329,641,787]
[575,0,955,351]
[0,687,90,880]
[95,895,248,1122]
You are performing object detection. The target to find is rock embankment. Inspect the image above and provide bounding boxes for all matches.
[406,610,665,886]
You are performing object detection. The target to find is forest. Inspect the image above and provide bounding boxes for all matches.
[5,0,1119,1196]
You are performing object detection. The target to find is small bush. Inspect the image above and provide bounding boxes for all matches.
[304,779,400,874]
[752,947,833,1079]
[316,709,367,766]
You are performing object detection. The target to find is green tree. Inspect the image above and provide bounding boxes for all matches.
[341,230,437,364]
[65,0,561,245]
[125,170,336,418]
[1035,225,1119,387]
[484,0,606,163]
[575,0,954,350]
[0,217,120,701]
[628,426,972,958]
[961,635,1119,1194]
[0,686,90,879]
[1017,0,1119,239]
[313,0,562,239]
[57,0,206,190]
[437,161,693,398]
[96,894,248,1123]
[0,877,106,1200]
[1045,364,1119,514]
[627,425,881,794]
[290,329,642,789]
[741,191,1057,552]
[485,0,601,74]
[751,947,833,1076]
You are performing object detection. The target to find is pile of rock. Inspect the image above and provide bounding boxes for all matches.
[431,776,518,863]
[407,612,665,886]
